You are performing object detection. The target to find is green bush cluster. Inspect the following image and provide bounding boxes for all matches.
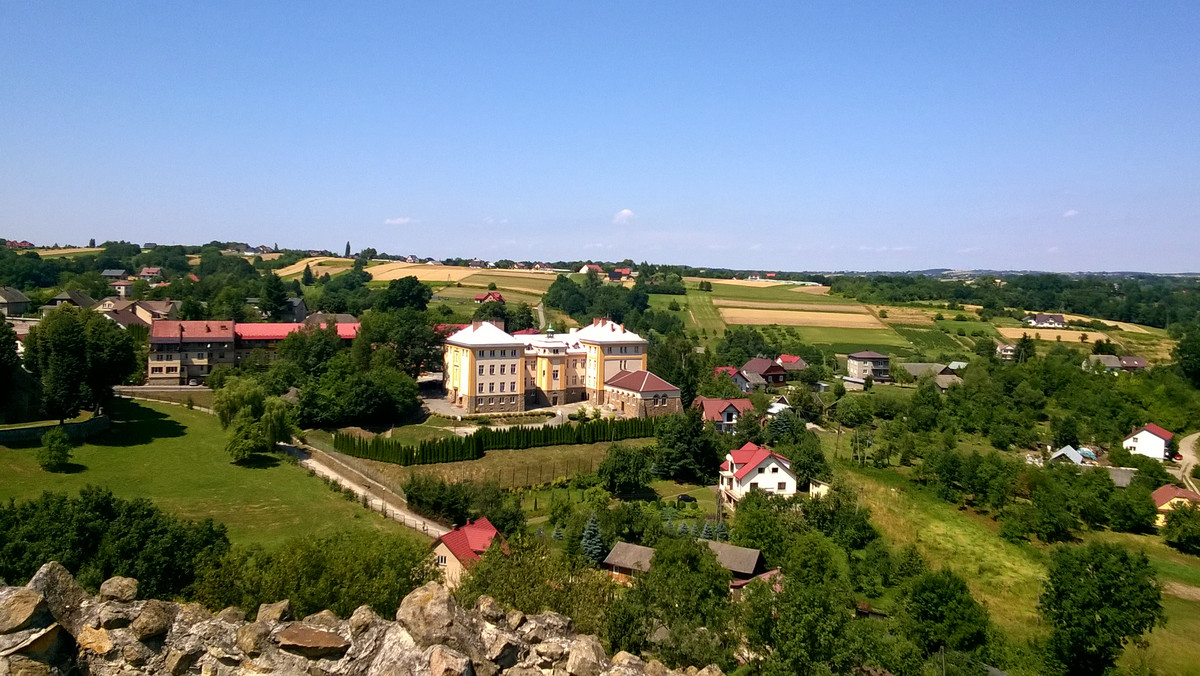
[333,416,660,466]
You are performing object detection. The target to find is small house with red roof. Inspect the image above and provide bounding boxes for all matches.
[603,369,681,417]
[1152,484,1200,528]
[578,264,603,274]
[474,291,506,304]
[776,354,807,374]
[137,267,163,281]
[432,518,503,588]
[692,396,754,432]
[713,366,751,393]
[1123,424,1175,461]
[719,442,798,508]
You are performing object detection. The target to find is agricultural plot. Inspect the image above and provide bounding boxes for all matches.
[461,271,557,294]
[433,285,542,307]
[933,320,1001,338]
[702,281,851,305]
[717,308,886,328]
[33,247,104,257]
[784,327,914,356]
[274,256,343,277]
[891,326,966,353]
[681,291,726,339]
[711,298,869,313]
[874,306,938,325]
[997,327,1107,343]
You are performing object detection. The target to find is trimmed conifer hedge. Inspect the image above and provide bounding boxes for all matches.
[332,416,660,467]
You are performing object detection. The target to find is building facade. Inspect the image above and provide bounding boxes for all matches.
[718,442,799,509]
[846,351,891,380]
[442,318,671,416]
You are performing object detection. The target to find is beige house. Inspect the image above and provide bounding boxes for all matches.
[1152,485,1200,528]
[443,318,668,416]
[846,351,890,381]
[602,370,682,418]
[431,518,502,588]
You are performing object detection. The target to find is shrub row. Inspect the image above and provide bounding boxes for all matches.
[332,416,660,466]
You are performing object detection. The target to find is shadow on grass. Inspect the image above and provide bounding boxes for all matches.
[235,454,281,470]
[52,462,89,474]
[92,399,187,447]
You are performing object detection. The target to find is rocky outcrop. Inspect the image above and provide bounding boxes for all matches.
[0,563,721,676]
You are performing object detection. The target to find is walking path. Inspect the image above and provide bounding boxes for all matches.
[536,301,547,329]
[1177,432,1200,493]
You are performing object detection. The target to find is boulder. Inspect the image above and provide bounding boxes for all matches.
[694,666,723,676]
[396,582,462,647]
[302,609,340,627]
[349,605,382,635]
[474,596,505,623]
[76,626,113,655]
[2,655,54,676]
[0,589,49,634]
[163,646,203,675]
[565,635,608,676]
[236,621,271,656]
[0,624,62,660]
[427,644,474,676]
[98,576,138,603]
[98,602,137,629]
[480,623,522,669]
[215,606,246,623]
[129,599,176,640]
[505,610,525,631]
[25,563,88,635]
[275,623,350,659]
[520,611,573,644]
[257,599,293,624]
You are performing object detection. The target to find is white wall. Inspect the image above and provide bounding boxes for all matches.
[1123,431,1168,461]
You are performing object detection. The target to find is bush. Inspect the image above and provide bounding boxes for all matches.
[37,426,73,472]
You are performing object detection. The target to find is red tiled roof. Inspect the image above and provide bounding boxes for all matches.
[1127,423,1174,443]
[235,322,359,341]
[605,370,679,393]
[614,268,632,276]
[582,264,603,272]
[714,366,739,378]
[150,320,235,342]
[512,328,540,335]
[1152,484,1200,509]
[777,354,804,364]
[474,292,505,302]
[435,323,469,335]
[719,442,792,480]
[691,396,753,422]
[187,273,200,282]
[433,518,501,565]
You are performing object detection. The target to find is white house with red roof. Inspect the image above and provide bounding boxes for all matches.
[692,396,754,432]
[713,366,752,393]
[578,264,603,274]
[474,291,505,304]
[776,354,807,373]
[432,518,503,588]
[718,442,798,508]
[1123,424,1175,461]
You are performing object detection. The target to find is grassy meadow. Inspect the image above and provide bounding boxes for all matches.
[0,399,420,547]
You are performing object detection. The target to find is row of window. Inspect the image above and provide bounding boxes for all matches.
[479,363,520,376]
[149,366,179,374]
[479,349,519,358]
[476,396,518,407]
[152,352,225,361]
[747,482,788,491]
[478,382,518,393]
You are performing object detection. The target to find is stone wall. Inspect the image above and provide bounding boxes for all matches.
[0,415,110,445]
[0,562,723,676]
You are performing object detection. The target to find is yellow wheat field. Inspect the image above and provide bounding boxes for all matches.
[718,308,886,328]
[711,298,870,313]
[791,285,831,295]
[997,327,1108,343]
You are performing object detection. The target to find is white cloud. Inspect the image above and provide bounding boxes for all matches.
[1062,209,1079,218]
[1047,246,1061,253]
[384,216,417,226]
[957,246,983,254]
[612,209,635,225]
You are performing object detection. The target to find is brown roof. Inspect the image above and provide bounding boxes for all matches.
[705,541,765,577]
[603,542,655,573]
[0,287,31,303]
[848,351,888,360]
[605,370,679,393]
[1152,484,1200,509]
[741,357,786,376]
[149,320,235,344]
[691,396,754,422]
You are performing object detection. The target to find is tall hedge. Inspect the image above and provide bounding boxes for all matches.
[332,416,660,467]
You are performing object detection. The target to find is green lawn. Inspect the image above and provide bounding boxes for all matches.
[122,389,215,410]
[0,399,418,547]
[933,319,1001,338]
[891,326,966,354]
[783,326,914,356]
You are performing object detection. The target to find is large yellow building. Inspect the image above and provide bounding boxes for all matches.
[443,318,658,414]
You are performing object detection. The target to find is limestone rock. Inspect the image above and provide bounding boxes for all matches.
[236,621,271,656]
[396,582,461,647]
[215,606,246,623]
[2,655,54,676]
[302,609,339,627]
[694,666,723,676]
[163,646,203,675]
[349,605,382,635]
[0,623,61,660]
[97,602,136,629]
[0,589,49,634]
[480,622,522,668]
[129,599,176,640]
[98,576,137,603]
[505,610,525,631]
[256,599,293,624]
[76,626,113,655]
[520,611,573,644]
[474,596,504,623]
[275,623,350,659]
[565,635,608,676]
[427,644,473,676]
[25,563,88,635]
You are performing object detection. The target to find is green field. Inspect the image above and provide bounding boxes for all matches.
[702,282,850,304]
[933,319,1001,337]
[892,325,968,353]
[783,326,914,356]
[0,400,418,547]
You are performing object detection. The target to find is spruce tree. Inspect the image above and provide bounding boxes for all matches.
[302,264,315,286]
[581,513,606,564]
[678,522,690,536]
[714,521,729,541]
[552,524,564,541]
[699,521,714,540]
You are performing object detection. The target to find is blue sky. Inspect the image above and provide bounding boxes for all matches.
[2,2,1198,272]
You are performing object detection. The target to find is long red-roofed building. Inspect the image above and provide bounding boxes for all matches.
[432,518,503,588]
[147,319,359,385]
[718,442,799,509]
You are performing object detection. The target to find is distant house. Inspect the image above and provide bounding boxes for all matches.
[306,312,358,326]
[776,354,807,374]
[899,362,953,379]
[613,268,633,279]
[468,259,485,269]
[432,518,503,588]
[692,396,754,432]
[932,374,963,391]
[846,351,890,381]
[1085,354,1122,372]
[511,262,528,270]
[137,267,162,281]
[533,262,553,271]
[109,280,135,299]
[100,269,127,280]
[474,292,506,304]
[742,357,787,386]
[0,287,31,317]
[603,540,770,588]
[1049,446,1085,465]
[579,264,603,274]
[603,370,682,418]
[747,272,763,281]
[1023,313,1066,329]
[766,395,791,418]
[94,298,179,328]
[996,343,1017,362]
[41,290,96,316]
[713,366,751,393]
[719,442,798,508]
[404,255,419,264]
[1119,356,1148,371]
[5,240,34,249]
[947,361,968,371]
[1123,424,1175,461]
[607,270,623,282]
[253,245,273,255]
[1152,485,1200,528]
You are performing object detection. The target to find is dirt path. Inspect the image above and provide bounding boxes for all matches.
[1177,433,1200,493]
[1164,580,1200,602]
[284,442,449,538]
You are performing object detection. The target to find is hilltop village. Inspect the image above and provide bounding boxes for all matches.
[4,239,1200,675]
